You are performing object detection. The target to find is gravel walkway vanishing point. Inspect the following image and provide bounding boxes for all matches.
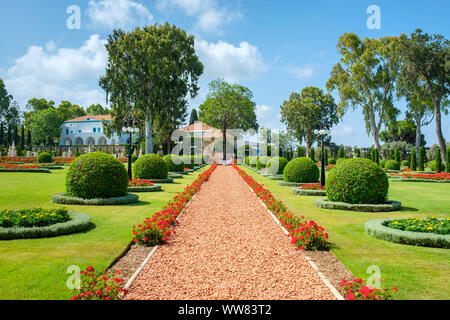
[126,165,336,300]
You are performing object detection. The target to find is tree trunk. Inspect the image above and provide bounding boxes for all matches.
[368,108,381,152]
[145,113,153,154]
[434,105,447,165]
[306,134,311,157]
[415,123,421,161]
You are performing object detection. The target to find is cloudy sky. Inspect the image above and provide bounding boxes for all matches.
[0,0,449,147]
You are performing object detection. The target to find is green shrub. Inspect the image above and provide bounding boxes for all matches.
[180,155,194,169]
[163,154,184,172]
[435,147,443,173]
[326,158,389,204]
[52,193,138,205]
[0,208,70,228]
[380,159,387,168]
[37,152,52,163]
[259,156,271,167]
[134,154,168,179]
[446,147,450,173]
[419,147,425,171]
[283,157,319,183]
[338,147,345,159]
[336,158,347,166]
[411,149,417,171]
[131,154,138,163]
[244,156,250,165]
[266,157,288,175]
[328,158,336,165]
[385,160,400,171]
[65,152,129,200]
[427,160,437,172]
[401,160,409,167]
[256,157,262,170]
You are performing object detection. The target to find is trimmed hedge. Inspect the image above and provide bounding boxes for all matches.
[365,219,450,248]
[0,212,92,240]
[148,177,174,184]
[385,160,401,171]
[278,181,313,187]
[401,160,409,167]
[315,198,402,212]
[66,152,129,199]
[52,193,139,206]
[292,188,326,197]
[326,158,389,205]
[283,157,319,183]
[336,158,347,166]
[163,154,184,172]
[267,174,284,180]
[0,168,51,173]
[168,173,183,179]
[380,159,387,168]
[134,154,169,179]
[266,157,288,175]
[37,152,52,163]
[128,185,162,192]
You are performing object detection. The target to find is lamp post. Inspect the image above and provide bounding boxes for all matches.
[315,129,331,187]
[53,138,58,157]
[122,118,141,180]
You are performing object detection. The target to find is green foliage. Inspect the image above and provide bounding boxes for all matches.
[411,148,417,171]
[31,108,63,145]
[380,159,387,168]
[336,158,347,166]
[283,157,319,183]
[65,152,129,199]
[380,120,425,145]
[387,217,449,235]
[86,104,108,116]
[326,158,389,204]
[52,193,138,206]
[131,155,138,163]
[266,157,288,175]
[395,148,401,162]
[385,160,401,171]
[316,199,401,212]
[401,160,409,167]
[37,152,52,163]
[338,147,344,159]
[419,146,425,171]
[163,154,184,172]
[328,158,336,165]
[427,160,437,172]
[188,109,198,125]
[256,157,262,170]
[446,147,450,173]
[0,208,70,228]
[310,147,316,162]
[133,154,169,179]
[435,147,443,173]
[259,156,271,167]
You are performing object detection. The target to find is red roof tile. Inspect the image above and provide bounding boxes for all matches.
[65,115,112,122]
[180,122,216,131]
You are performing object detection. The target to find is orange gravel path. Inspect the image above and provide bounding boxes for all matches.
[126,166,336,300]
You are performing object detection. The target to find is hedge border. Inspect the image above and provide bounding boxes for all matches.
[390,178,450,183]
[149,177,174,184]
[292,188,326,197]
[0,168,51,173]
[315,198,402,212]
[128,184,162,192]
[364,218,450,249]
[51,193,139,206]
[0,212,92,240]
[267,174,284,180]
[168,173,183,179]
[278,181,317,187]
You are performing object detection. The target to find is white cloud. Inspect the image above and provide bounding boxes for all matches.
[256,104,271,120]
[291,65,315,79]
[86,0,153,30]
[157,0,241,34]
[5,35,108,108]
[45,40,57,52]
[331,124,355,137]
[195,39,266,82]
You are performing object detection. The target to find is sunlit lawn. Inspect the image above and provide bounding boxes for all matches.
[241,166,450,300]
[0,167,208,300]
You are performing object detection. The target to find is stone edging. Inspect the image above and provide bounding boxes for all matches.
[364,218,450,249]
[128,184,162,192]
[316,198,402,212]
[292,188,326,197]
[278,181,318,187]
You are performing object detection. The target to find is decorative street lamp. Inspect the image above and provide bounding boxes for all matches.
[314,129,331,187]
[122,118,141,180]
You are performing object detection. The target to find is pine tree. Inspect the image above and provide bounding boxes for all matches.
[27,130,32,149]
[394,148,401,162]
[446,147,450,173]
[435,147,443,173]
[6,125,11,146]
[338,147,344,159]
[410,148,417,171]
[418,147,425,171]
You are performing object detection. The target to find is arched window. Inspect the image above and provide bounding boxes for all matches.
[97,136,107,145]
[64,137,73,146]
[86,137,95,145]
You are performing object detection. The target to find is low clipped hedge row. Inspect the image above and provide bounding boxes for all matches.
[128,185,162,192]
[0,212,92,240]
[365,219,450,249]
[315,198,402,212]
[385,160,401,171]
[0,168,51,173]
[52,193,139,206]
[292,188,326,196]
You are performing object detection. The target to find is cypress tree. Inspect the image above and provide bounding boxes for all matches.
[374,149,379,164]
[446,147,450,173]
[394,148,401,162]
[0,123,4,146]
[310,147,315,162]
[389,149,395,160]
[27,130,32,149]
[338,147,344,159]
[435,147,443,173]
[418,147,425,171]
[20,125,25,149]
[7,125,11,146]
[410,148,417,171]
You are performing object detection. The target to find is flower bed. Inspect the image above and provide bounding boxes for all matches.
[70,266,127,300]
[340,278,398,300]
[0,156,36,163]
[365,218,450,248]
[0,208,70,228]
[0,162,51,173]
[386,217,449,235]
[233,164,328,251]
[292,183,327,196]
[389,172,450,183]
[132,163,218,246]
[129,179,153,187]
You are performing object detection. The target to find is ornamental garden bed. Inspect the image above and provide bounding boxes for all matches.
[128,185,162,192]
[388,172,450,183]
[52,193,139,206]
[168,173,183,179]
[316,199,402,212]
[0,208,92,240]
[0,163,51,173]
[365,218,450,249]
[149,177,174,184]
[292,185,326,197]
[278,181,317,187]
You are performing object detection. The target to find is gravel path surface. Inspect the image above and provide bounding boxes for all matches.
[126,166,336,300]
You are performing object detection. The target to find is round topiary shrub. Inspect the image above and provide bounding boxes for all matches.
[131,155,139,163]
[266,157,288,175]
[283,157,319,183]
[385,160,400,171]
[401,160,409,167]
[259,156,271,168]
[328,158,336,165]
[326,158,389,205]
[336,158,347,166]
[134,154,168,179]
[428,160,437,172]
[380,159,387,168]
[163,154,184,172]
[65,152,129,200]
[37,152,52,163]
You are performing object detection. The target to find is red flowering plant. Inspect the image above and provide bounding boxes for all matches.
[340,278,398,300]
[70,265,127,300]
[0,157,36,163]
[129,178,154,187]
[53,157,76,164]
[299,183,325,191]
[132,163,218,246]
[233,164,328,251]
[391,172,450,181]
[0,163,40,169]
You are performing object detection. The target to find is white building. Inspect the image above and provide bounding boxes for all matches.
[60,115,127,146]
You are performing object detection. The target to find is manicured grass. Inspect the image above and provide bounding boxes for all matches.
[0,167,209,300]
[240,166,450,300]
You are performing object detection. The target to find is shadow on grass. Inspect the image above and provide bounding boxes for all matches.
[128,201,151,207]
[399,206,419,212]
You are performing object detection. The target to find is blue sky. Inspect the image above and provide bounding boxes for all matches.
[0,0,449,148]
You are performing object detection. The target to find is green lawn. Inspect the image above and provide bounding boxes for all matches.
[0,167,208,300]
[241,166,450,300]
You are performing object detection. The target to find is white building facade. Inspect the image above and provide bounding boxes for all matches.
[59,115,127,146]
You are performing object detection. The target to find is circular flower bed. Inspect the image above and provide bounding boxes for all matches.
[0,208,91,240]
[283,157,319,183]
[134,154,169,179]
[292,183,326,196]
[387,217,449,235]
[52,193,139,206]
[365,218,450,248]
[128,179,162,192]
[316,198,402,212]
